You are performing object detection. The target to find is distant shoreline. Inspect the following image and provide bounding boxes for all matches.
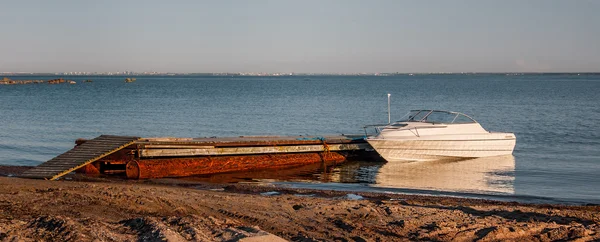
[2,72,600,77]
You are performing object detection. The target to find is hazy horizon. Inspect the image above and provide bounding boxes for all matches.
[3,71,600,75]
[2,0,599,73]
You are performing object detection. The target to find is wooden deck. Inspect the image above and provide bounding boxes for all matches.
[136,135,368,158]
[20,135,140,180]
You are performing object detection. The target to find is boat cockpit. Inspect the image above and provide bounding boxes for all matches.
[364,110,480,137]
[399,110,477,124]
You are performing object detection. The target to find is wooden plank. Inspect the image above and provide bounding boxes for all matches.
[55,153,105,158]
[138,139,360,146]
[35,163,80,167]
[67,149,128,154]
[42,160,94,165]
[24,169,67,173]
[73,143,130,147]
[22,171,64,174]
[140,143,370,157]
[101,136,140,139]
[134,135,365,148]
[27,169,75,173]
[56,153,104,157]
[141,144,215,149]
[57,154,106,158]
[35,166,82,170]
[43,158,97,162]
[63,147,111,151]
[79,138,136,142]
[74,144,130,148]
[78,141,132,146]
[37,163,91,168]
[62,149,114,153]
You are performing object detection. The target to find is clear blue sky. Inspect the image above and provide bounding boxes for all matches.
[1,0,599,73]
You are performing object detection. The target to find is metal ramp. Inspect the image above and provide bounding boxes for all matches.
[20,135,140,180]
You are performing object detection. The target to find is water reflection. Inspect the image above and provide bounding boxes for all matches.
[182,155,515,195]
[179,162,337,183]
[365,155,515,194]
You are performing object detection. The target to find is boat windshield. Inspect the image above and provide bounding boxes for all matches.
[398,110,477,124]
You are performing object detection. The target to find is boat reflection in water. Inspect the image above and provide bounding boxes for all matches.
[369,155,515,194]
[310,155,515,195]
[181,155,515,195]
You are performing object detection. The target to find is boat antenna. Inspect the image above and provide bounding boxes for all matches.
[387,93,391,124]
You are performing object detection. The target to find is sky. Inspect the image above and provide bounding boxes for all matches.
[1,0,599,73]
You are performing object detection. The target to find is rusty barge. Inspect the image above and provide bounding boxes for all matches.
[20,135,375,180]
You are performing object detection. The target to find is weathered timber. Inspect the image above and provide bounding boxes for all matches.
[20,135,139,180]
[139,143,369,158]
[141,145,215,149]
[136,135,365,148]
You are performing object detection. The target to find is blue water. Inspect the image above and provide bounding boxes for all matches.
[1,74,599,203]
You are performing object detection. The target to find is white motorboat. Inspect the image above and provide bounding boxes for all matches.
[365,110,516,162]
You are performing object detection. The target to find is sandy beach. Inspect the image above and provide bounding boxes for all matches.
[0,166,599,241]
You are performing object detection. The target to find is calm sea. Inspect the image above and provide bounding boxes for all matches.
[1,74,599,203]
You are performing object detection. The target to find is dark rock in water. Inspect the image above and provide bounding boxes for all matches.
[48,78,66,84]
[0,77,46,85]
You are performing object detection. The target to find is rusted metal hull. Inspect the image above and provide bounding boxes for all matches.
[125,152,347,179]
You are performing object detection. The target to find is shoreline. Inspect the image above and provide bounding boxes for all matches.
[2,164,597,206]
[1,166,599,241]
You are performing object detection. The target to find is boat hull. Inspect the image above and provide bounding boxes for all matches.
[367,134,516,162]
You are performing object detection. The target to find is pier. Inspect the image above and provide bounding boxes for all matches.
[21,135,374,180]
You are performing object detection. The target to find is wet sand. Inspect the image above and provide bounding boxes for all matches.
[0,166,599,241]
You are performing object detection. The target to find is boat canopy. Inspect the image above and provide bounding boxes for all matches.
[398,110,477,124]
